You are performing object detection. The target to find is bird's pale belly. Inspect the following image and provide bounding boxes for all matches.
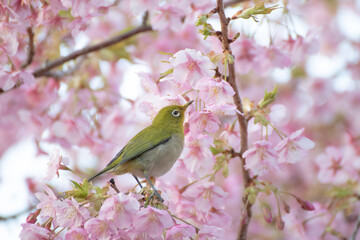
[129,134,184,178]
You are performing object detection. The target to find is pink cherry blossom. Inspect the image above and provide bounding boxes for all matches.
[280,34,319,63]
[196,77,235,104]
[0,70,34,91]
[232,37,291,75]
[169,49,215,86]
[133,206,174,238]
[48,0,67,13]
[129,0,159,16]
[84,218,117,240]
[138,72,161,96]
[275,128,315,164]
[258,45,291,73]
[177,199,208,223]
[181,133,214,174]
[165,224,196,240]
[188,110,221,133]
[126,231,151,240]
[45,149,69,180]
[316,146,349,185]
[232,36,265,74]
[220,123,241,152]
[198,225,225,239]
[183,182,228,212]
[60,0,112,18]
[98,193,140,229]
[0,31,18,56]
[206,102,237,116]
[19,223,58,240]
[35,185,58,221]
[151,4,184,32]
[55,197,90,228]
[65,228,89,240]
[205,209,232,228]
[48,117,91,148]
[285,214,308,239]
[243,140,279,176]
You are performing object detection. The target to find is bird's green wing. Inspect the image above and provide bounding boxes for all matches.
[88,126,172,181]
[112,125,173,167]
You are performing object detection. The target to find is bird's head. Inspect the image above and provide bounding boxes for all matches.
[152,100,193,129]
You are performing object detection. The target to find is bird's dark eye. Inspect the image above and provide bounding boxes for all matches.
[172,110,180,117]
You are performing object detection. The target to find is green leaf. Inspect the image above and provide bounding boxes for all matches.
[233,2,280,22]
[210,146,223,155]
[210,139,226,155]
[258,86,278,109]
[196,14,208,26]
[67,179,90,199]
[70,180,83,192]
[198,23,216,39]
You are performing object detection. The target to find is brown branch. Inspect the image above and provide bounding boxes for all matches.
[41,56,87,79]
[216,0,252,239]
[33,23,152,78]
[21,27,35,69]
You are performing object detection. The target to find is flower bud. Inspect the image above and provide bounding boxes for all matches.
[283,202,291,213]
[44,219,52,230]
[296,198,315,211]
[262,206,273,223]
[275,216,285,230]
[26,209,40,224]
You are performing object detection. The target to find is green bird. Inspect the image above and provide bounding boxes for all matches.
[89,100,194,200]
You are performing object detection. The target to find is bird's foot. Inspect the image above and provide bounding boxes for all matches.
[149,190,164,203]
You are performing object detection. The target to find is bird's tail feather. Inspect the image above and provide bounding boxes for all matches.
[88,165,114,182]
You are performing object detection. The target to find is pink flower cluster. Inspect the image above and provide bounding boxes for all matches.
[243,128,315,176]
[22,183,229,239]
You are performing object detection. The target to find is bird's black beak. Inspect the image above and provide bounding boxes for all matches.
[183,100,194,109]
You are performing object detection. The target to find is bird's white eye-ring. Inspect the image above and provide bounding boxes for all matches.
[172,110,180,117]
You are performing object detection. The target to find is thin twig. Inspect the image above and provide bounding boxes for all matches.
[224,0,248,8]
[21,27,35,69]
[0,205,35,221]
[171,214,200,233]
[216,0,251,239]
[33,24,152,78]
[351,214,360,240]
[41,57,87,79]
[109,178,120,193]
